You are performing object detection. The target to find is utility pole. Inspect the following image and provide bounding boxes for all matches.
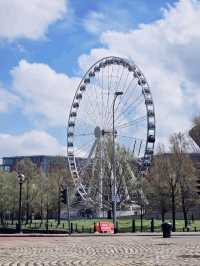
[112,91,123,233]
[66,186,71,235]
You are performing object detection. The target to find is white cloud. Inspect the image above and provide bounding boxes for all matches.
[0,87,19,112]
[78,0,200,146]
[83,12,105,35]
[11,59,80,126]
[82,2,147,36]
[0,130,66,157]
[0,0,67,40]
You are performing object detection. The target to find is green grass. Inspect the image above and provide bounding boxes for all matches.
[2,218,200,232]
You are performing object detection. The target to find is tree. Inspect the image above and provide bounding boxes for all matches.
[47,156,68,224]
[145,145,170,222]
[16,159,39,223]
[169,133,198,228]
[0,171,18,223]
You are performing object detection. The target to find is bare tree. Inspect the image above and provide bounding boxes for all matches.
[170,133,197,228]
[145,145,170,222]
[48,156,69,224]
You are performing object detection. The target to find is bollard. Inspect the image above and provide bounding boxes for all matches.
[195,226,197,232]
[70,222,73,233]
[63,223,64,229]
[192,213,194,222]
[132,219,136,233]
[75,223,78,232]
[162,222,172,238]
[150,218,154,232]
[82,225,84,233]
[187,227,190,232]
[115,221,119,233]
[94,222,96,233]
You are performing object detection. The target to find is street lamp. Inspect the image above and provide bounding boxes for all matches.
[17,173,25,233]
[112,90,123,233]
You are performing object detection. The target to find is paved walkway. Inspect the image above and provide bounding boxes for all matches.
[0,235,200,265]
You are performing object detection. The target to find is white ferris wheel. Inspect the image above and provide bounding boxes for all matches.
[67,56,156,209]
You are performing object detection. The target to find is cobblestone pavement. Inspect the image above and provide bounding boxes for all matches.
[0,235,200,265]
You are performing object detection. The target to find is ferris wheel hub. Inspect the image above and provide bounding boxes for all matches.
[94,126,117,139]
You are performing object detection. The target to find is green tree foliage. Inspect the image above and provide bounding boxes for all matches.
[16,159,40,223]
[0,157,74,224]
[0,171,18,223]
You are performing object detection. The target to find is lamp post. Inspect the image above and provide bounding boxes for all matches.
[112,91,123,233]
[17,173,25,233]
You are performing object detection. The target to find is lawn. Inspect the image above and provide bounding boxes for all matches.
[2,218,200,233]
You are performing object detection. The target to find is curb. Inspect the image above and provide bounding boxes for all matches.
[1,232,200,237]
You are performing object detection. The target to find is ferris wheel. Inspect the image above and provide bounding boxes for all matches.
[67,56,155,207]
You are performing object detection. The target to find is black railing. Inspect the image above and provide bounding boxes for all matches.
[0,219,199,234]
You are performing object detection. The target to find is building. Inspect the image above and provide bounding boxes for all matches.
[2,155,56,172]
[1,155,86,173]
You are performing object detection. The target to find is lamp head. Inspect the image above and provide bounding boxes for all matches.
[114,91,123,96]
[17,173,25,183]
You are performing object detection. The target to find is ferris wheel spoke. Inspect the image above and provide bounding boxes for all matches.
[114,65,125,93]
[112,74,136,116]
[117,135,146,154]
[117,135,144,141]
[93,75,104,126]
[74,137,95,156]
[81,107,99,127]
[119,82,142,113]
[116,115,146,129]
[87,88,101,121]
[114,93,144,125]
[105,67,131,128]
[95,71,105,126]
[104,63,113,129]
[84,74,102,127]
[106,79,139,127]
[85,80,106,126]
[101,66,111,129]
[74,133,93,137]
[85,81,103,126]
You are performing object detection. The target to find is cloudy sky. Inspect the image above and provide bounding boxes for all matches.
[0,0,199,157]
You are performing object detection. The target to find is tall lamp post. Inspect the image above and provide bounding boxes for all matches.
[112,91,123,233]
[17,173,25,233]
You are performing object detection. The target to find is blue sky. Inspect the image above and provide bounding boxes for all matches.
[0,0,199,157]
